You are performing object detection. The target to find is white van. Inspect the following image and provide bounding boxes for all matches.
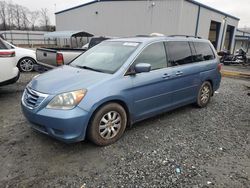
[0,38,20,86]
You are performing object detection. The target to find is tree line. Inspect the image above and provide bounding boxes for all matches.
[0,0,55,31]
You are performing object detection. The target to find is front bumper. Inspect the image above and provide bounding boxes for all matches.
[21,104,91,143]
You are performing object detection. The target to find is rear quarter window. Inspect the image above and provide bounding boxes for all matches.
[193,42,215,62]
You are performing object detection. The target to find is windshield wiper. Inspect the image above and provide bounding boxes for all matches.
[75,65,104,73]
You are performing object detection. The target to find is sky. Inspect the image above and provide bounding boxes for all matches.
[9,0,250,28]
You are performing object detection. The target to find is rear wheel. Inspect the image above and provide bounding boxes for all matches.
[196,81,212,108]
[87,103,127,146]
[18,57,35,72]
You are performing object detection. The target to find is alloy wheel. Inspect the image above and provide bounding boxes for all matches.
[19,58,34,72]
[201,85,210,104]
[99,111,122,139]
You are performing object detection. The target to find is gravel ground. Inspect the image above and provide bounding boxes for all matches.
[0,73,249,188]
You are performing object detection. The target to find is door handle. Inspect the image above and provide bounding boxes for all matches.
[162,73,171,79]
[175,71,183,76]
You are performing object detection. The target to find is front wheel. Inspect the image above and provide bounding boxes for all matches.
[196,81,212,108]
[18,57,35,72]
[87,103,127,146]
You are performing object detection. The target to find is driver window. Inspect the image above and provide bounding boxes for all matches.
[134,42,167,70]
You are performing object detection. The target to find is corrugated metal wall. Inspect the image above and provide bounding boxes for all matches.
[56,0,185,36]
[56,0,239,51]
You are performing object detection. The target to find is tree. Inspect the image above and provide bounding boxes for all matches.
[13,4,22,30]
[0,1,54,31]
[7,1,15,30]
[20,6,30,30]
[0,1,7,30]
[40,8,50,31]
[30,11,40,30]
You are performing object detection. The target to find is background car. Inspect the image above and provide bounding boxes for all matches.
[3,40,37,72]
[0,38,20,86]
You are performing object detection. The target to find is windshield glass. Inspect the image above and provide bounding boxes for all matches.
[71,41,140,74]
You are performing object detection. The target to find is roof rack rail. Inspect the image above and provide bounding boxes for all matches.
[135,35,151,37]
[169,35,202,39]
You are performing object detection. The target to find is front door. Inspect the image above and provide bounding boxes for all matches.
[129,42,175,121]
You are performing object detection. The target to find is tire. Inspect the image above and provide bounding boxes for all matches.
[87,103,127,146]
[17,57,35,72]
[196,81,212,108]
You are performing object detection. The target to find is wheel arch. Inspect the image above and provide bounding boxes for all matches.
[88,99,132,128]
[18,56,37,64]
[205,79,214,95]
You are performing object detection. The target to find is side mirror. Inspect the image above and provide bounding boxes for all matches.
[134,63,151,73]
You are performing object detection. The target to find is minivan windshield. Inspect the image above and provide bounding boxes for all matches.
[71,41,140,74]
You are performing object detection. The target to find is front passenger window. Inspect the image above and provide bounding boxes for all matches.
[134,42,167,70]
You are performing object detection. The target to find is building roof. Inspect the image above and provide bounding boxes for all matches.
[186,0,239,20]
[237,29,250,36]
[55,0,240,21]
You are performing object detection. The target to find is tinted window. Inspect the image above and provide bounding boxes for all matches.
[3,41,13,49]
[134,42,167,70]
[0,39,7,49]
[166,41,193,66]
[193,42,215,62]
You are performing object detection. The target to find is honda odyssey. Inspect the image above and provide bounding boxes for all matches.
[21,36,221,146]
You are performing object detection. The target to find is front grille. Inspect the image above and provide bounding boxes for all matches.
[22,87,48,109]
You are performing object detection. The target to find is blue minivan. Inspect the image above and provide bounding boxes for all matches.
[21,36,221,146]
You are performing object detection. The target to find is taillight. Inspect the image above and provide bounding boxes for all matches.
[56,53,64,66]
[218,63,222,72]
[0,51,15,57]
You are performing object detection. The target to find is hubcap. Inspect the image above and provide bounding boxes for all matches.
[201,85,210,104]
[99,111,121,139]
[20,59,33,72]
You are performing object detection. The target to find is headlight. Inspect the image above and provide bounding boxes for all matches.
[46,89,87,110]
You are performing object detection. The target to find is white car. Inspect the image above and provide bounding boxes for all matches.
[0,38,20,86]
[3,40,37,72]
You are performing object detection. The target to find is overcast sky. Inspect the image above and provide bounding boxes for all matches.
[9,0,250,28]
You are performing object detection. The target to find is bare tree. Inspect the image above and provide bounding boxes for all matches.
[13,4,22,30]
[7,1,15,30]
[20,6,30,29]
[0,1,7,30]
[0,1,54,31]
[30,11,40,30]
[40,8,50,31]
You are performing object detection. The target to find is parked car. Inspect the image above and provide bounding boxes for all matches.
[21,36,222,146]
[3,40,37,72]
[35,36,110,71]
[0,38,20,86]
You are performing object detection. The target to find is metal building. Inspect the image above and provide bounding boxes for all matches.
[234,29,250,56]
[55,0,239,52]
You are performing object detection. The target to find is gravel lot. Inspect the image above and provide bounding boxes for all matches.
[0,73,249,188]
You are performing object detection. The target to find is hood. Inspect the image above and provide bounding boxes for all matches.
[29,65,111,94]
